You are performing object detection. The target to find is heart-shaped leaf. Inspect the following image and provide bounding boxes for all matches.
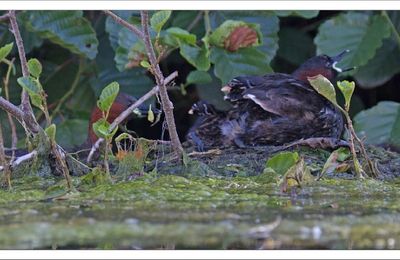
[266,151,299,176]
[0,42,13,61]
[308,74,339,108]
[179,43,210,71]
[97,81,120,113]
[25,11,98,59]
[210,47,272,84]
[354,101,400,146]
[150,10,172,34]
[337,80,355,110]
[315,12,391,71]
[186,70,212,85]
[17,76,43,109]
[27,58,42,78]
[163,27,197,47]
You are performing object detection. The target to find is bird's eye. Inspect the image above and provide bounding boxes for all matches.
[325,61,331,68]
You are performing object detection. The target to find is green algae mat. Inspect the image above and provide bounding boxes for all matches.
[1,146,400,249]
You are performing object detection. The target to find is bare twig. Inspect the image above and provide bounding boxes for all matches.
[141,11,183,157]
[103,10,144,39]
[0,13,9,23]
[8,10,39,134]
[3,58,18,162]
[87,71,178,163]
[0,97,24,123]
[0,150,37,172]
[186,11,204,32]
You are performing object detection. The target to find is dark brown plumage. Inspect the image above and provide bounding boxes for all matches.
[188,51,353,150]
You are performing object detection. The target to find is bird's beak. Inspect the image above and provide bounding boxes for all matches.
[331,50,355,73]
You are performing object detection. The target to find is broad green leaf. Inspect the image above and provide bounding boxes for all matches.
[266,151,299,176]
[56,119,88,148]
[337,80,355,110]
[307,75,338,107]
[179,43,210,71]
[315,12,391,71]
[163,27,197,47]
[0,43,13,61]
[45,124,56,142]
[27,58,42,78]
[150,10,172,34]
[25,11,98,59]
[210,47,272,84]
[274,10,319,19]
[105,11,138,50]
[354,101,400,146]
[17,76,43,108]
[115,27,145,71]
[97,81,120,113]
[186,70,213,85]
[210,11,279,63]
[209,20,262,49]
[354,39,400,88]
[92,118,110,139]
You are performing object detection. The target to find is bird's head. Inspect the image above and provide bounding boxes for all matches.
[292,50,355,82]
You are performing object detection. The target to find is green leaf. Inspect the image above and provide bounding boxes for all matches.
[56,119,88,148]
[274,10,319,19]
[186,70,212,85]
[210,47,272,84]
[97,81,120,113]
[179,43,210,71]
[150,10,172,34]
[105,11,138,50]
[315,12,391,71]
[17,76,43,109]
[27,58,42,78]
[92,118,110,139]
[0,43,13,61]
[140,60,151,69]
[115,27,145,71]
[210,11,279,63]
[354,101,400,146]
[45,124,56,142]
[266,151,299,176]
[354,39,400,88]
[163,27,197,47]
[320,147,351,178]
[280,158,314,192]
[209,20,262,49]
[307,75,338,107]
[147,104,155,123]
[25,11,98,59]
[337,80,355,110]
